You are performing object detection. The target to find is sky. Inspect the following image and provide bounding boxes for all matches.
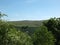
[0,0,60,21]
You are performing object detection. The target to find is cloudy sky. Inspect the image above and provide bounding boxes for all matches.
[0,0,60,21]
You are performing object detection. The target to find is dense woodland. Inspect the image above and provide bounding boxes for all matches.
[0,12,60,45]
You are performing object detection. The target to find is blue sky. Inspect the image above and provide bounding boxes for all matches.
[0,0,60,21]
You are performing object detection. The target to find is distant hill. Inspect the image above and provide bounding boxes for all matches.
[8,20,44,27]
[8,20,46,35]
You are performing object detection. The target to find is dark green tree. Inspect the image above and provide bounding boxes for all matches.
[32,26,55,45]
[43,18,60,45]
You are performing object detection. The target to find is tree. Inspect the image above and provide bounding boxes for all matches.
[32,26,55,45]
[7,28,33,45]
[0,12,7,20]
[43,18,60,45]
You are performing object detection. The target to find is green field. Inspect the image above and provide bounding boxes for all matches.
[8,20,43,27]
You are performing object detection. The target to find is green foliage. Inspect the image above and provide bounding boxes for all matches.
[0,21,9,45]
[43,18,60,45]
[32,26,55,45]
[0,21,33,45]
[7,28,33,45]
